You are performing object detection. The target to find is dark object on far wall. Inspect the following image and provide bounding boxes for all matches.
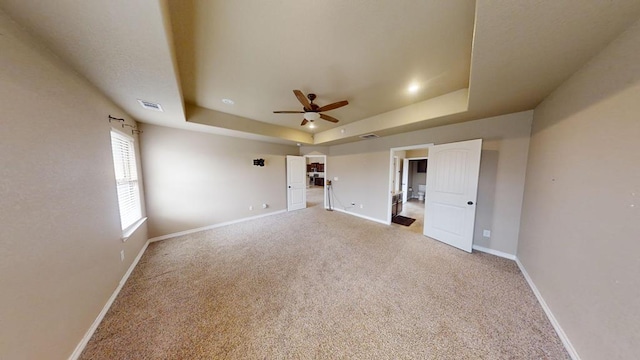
[253,159,265,167]
[417,159,428,173]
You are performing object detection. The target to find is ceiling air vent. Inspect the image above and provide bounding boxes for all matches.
[137,99,164,112]
[359,133,379,140]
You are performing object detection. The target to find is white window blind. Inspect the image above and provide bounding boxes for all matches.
[110,130,142,231]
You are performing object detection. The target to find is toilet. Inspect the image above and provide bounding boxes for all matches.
[418,184,426,202]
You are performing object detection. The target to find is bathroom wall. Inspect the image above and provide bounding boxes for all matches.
[410,160,427,198]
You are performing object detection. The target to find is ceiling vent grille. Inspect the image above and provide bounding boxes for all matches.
[359,133,379,140]
[137,99,164,112]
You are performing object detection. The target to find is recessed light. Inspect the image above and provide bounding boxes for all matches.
[408,83,420,94]
[222,98,234,105]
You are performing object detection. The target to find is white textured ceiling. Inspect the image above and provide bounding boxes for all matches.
[1,0,640,145]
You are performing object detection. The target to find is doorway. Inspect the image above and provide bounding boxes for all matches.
[304,154,327,209]
[390,140,483,253]
[388,144,432,234]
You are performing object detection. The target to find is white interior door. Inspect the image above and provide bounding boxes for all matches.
[286,155,306,211]
[424,139,482,252]
[402,159,409,203]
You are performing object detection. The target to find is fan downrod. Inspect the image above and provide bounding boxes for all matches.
[307,93,319,110]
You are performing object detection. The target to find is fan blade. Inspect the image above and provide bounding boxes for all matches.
[320,114,339,123]
[317,100,348,112]
[293,90,312,111]
[274,110,304,113]
[301,119,308,126]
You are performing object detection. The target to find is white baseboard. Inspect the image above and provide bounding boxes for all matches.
[515,258,580,360]
[472,245,516,260]
[69,239,150,360]
[332,207,389,225]
[148,210,287,242]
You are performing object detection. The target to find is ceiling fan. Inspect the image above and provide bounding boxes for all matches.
[274,90,348,127]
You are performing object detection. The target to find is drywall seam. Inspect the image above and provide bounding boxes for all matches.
[515,258,581,360]
[148,210,288,242]
[68,240,150,360]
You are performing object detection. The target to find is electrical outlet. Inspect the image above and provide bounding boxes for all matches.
[333,177,339,181]
[249,205,253,211]
[120,250,125,262]
[483,230,491,238]
[360,204,364,209]
[262,204,268,209]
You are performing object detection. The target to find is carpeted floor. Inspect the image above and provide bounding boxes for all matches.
[80,187,569,359]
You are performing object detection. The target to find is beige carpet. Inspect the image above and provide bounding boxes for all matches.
[80,188,569,359]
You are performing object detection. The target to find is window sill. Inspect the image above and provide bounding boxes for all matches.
[122,217,147,242]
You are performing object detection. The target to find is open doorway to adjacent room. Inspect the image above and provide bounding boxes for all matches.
[304,154,327,209]
[388,144,432,234]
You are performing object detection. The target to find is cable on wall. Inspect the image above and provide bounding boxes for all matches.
[328,182,353,211]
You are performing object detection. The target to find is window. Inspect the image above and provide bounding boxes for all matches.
[110,130,142,231]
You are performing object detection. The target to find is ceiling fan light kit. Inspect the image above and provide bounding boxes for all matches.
[274,90,348,127]
[303,112,320,121]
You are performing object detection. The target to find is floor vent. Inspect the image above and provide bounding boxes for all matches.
[359,133,379,140]
[137,99,164,112]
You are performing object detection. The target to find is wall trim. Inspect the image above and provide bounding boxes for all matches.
[333,207,389,225]
[148,210,287,242]
[69,239,150,360]
[472,244,516,260]
[515,258,581,360]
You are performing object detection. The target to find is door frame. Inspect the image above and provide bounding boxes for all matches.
[304,154,328,209]
[387,144,433,224]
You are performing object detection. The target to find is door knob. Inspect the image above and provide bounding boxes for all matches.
[467,201,474,205]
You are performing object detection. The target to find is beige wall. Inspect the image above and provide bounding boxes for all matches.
[518,19,640,359]
[139,124,299,238]
[410,160,427,198]
[0,11,148,359]
[328,111,532,255]
[299,145,329,156]
[406,148,429,158]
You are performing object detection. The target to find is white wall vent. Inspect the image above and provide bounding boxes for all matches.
[137,99,164,112]
[359,133,379,140]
